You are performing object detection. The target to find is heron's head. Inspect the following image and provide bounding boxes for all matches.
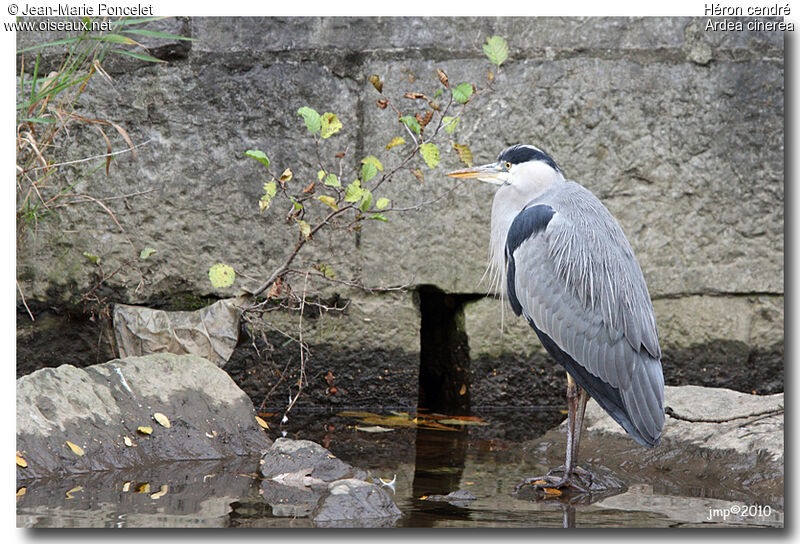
[446,144,564,196]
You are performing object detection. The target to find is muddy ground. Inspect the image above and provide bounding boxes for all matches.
[17,306,784,414]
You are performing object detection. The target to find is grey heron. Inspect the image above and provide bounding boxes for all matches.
[447,144,664,493]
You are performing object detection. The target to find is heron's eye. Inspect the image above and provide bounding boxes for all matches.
[504,161,512,170]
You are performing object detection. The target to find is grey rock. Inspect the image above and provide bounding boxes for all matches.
[580,385,784,461]
[16,353,271,481]
[260,438,367,482]
[259,480,324,518]
[312,478,401,525]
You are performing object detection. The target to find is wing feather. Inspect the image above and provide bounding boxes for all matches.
[505,183,664,446]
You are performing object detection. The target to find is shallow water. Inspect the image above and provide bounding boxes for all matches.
[16,408,783,528]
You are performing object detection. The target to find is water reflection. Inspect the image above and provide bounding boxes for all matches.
[16,408,784,528]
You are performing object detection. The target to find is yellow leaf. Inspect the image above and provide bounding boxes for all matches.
[361,155,384,172]
[123,436,133,447]
[136,483,151,493]
[150,484,169,500]
[16,454,27,468]
[137,426,153,435]
[459,384,467,396]
[65,486,83,499]
[419,143,440,169]
[255,416,270,430]
[66,441,84,456]
[543,487,562,496]
[436,418,489,426]
[153,412,171,428]
[16,487,26,497]
[386,136,406,150]
[317,195,338,210]
[298,220,311,239]
[320,112,343,139]
[452,142,474,167]
[279,168,293,183]
[122,481,131,492]
[208,263,235,289]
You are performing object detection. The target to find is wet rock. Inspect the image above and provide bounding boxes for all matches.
[260,438,367,482]
[259,480,324,518]
[312,478,402,526]
[582,385,784,461]
[423,489,477,507]
[16,353,271,481]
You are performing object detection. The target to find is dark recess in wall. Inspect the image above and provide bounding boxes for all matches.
[416,285,483,414]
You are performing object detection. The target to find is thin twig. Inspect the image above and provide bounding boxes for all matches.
[16,280,35,321]
[24,139,151,172]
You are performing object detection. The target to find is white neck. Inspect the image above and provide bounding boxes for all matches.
[485,161,565,296]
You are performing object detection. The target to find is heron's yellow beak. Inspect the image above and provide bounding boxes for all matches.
[446,162,507,185]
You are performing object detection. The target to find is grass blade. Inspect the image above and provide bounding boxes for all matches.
[112,16,168,27]
[110,49,165,63]
[122,28,194,41]
[17,37,79,54]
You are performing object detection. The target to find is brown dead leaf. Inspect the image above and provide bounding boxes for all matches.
[376,98,388,109]
[279,168,293,184]
[437,69,449,88]
[302,181,315,194]
[411,169,424,183]
[255,416,270,430]
[543,487,562,496]
[404,92,425,100]
[267,277,284,299]
[459,384,467,396]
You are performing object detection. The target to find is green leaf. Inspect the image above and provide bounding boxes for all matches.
[359,189,374,212]
[361,155,384,172]
[297,106,321,134]
[318,195,338,210]
[452,83,474,104]
[344,180,364,203]
[433,89,443,99]
[419,143,440,169]
[443,116,459,133]
[376,198,390,210]
[324,173,341,187]
[316,263,336,279]
[82,251,100,264]
[298,220,311,239]
[399,116,421,135]
[483,35,509,67]
[290,197,303,211]
[139,247,157,260]
[361,162,377,183]
[320,112,343,139]
[110,49,165,63]
[386,136,406,150]
[368,213,388,222]
[208,263,235,289]
[245,149,270,168]
[122,28,195,41]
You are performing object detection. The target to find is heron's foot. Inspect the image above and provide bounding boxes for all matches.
[514,466,598,496]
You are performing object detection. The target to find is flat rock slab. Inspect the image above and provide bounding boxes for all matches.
[582,385,784,461]
[16,353,271,481]
[312,479,402,526]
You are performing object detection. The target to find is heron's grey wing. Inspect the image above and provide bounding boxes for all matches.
[506,203,664,447]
